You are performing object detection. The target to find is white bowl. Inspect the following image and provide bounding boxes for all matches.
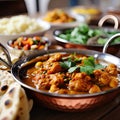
[0,19,51,46]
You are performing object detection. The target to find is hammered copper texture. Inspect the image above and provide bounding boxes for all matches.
[33,90,120,112]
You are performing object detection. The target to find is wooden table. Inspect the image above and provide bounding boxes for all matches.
[30,27,120,120]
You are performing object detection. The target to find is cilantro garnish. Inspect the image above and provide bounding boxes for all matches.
[68,66,79,73]
[80,66,94,75]
[60,55,104,75]
[60,58,76,69]
[80,56,104,74]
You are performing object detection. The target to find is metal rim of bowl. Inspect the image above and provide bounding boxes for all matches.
[53,14,120,47]
[11,48,120,98]
[7,36,51,52]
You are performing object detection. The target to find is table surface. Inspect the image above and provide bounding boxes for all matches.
[30,26,120,120]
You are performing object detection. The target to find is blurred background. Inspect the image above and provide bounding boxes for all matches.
[0,0,120,18]
[24,0,120,15]
[0,0,120,50]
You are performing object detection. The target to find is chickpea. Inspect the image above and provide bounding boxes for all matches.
[109,77,118,88]
[89,85,101,94]
[49,84,59,93]
[105,64,118,76]
[35,62,43,68]
[99,72,110,85]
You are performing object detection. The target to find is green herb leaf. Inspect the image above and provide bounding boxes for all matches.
[80,56,104,75]
[68,66,79,73]
[33,40,39,45]
[60,55,104,75]
[78,23,89,34]
[80,66,94,75]
[83,56,95,66]
[95,64,104,70]
[60,59,76,69]
[74,57,82,62]
[60,62,69,69]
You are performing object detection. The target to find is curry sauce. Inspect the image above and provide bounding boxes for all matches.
[23,53,119,94]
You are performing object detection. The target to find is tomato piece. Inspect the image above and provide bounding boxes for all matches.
[38,45,44,50]
[23,44,30,50]
[21,38,33,45]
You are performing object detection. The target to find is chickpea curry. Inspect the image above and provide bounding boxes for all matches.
[23,53,119,94]
[43,9,76,23]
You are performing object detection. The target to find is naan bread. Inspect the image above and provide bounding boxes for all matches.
[0,70,33,120]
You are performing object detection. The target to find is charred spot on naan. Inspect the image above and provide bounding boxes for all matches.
[8,87,15,97]
[0,85,8,95]
[4,99,12,108]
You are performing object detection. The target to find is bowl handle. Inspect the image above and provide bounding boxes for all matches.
[103,33,120,53]
[98,15,119,29]
[0,43,12,69]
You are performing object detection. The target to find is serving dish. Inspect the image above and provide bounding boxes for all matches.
[71,6,102,19]
[71,6,101,15]
[71,5,102,23]
[53,15,120,54]
[7,36,51,56]
[41,8,86,28]
[0,15,51,45]
[0,34,120,112]
[46,18,85,28]
[0,33,120,112]
[11,49,120,112]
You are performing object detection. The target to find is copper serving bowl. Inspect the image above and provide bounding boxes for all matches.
[0,33,120,112]
[53,15,120,54]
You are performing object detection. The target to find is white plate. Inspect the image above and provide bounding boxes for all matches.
[41,17,86,28]
[40,10,87,28]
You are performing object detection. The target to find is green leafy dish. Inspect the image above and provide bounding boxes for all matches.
[53,23,120,46]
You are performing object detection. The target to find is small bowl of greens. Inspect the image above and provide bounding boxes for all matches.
[53,23,120,54]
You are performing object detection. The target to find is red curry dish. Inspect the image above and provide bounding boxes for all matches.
[23,53,119,94]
